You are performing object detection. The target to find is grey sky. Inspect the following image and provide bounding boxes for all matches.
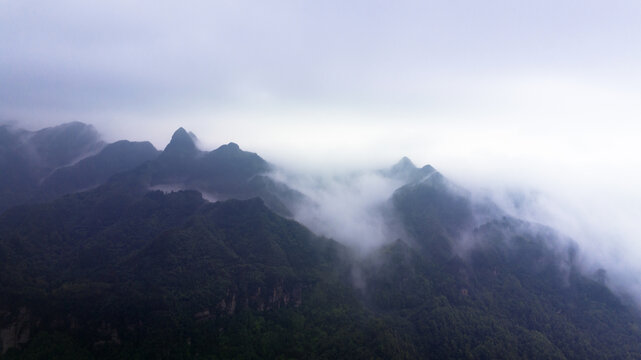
[3,0,641,295]
[3,1,640,140]
[4,0,639,183]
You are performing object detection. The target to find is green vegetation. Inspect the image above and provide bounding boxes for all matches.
[2,124,641,358]
[1,179,641,359]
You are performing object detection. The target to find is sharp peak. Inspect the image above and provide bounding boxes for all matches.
[164,127,199,153]
[169,127,197,141]
[396,156,416,167]
[390,156,418,172]
[171,127,189,137]
[393,157,437,172]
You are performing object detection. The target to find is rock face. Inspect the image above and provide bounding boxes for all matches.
[0,307,32,354]
[193,283,304,321]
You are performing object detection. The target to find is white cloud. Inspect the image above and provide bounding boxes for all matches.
[270,169,404,255]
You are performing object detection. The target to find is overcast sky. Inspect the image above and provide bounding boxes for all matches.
[3,0,640,167]
[3,0,641,294]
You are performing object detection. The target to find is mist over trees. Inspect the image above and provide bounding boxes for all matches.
[1,123,640,359]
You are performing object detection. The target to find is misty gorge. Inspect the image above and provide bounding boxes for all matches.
[0,122,640,359]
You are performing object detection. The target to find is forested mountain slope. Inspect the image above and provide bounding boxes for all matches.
[1,124,640,359]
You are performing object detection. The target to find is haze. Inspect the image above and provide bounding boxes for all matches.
[3,1,641,299]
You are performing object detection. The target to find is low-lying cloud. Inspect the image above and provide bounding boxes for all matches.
[271,152,641,306]
[478,181,641,304]
[270,169,405,254]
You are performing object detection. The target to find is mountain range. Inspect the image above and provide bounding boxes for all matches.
[1,122,640,359]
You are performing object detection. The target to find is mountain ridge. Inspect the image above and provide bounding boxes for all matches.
[1,123,640,359]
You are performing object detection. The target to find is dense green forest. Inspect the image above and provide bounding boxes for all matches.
[1,123,641,359]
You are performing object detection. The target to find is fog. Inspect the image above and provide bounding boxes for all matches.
[270,169,405,255]
[476,178,641,303]
[264,147,641,302]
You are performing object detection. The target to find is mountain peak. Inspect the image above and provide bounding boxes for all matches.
[227,142,239,149]
[384,157,439,184]
[222,142,240,151]
[391,156,417,172]
[170,127,191,142]
[163,127,198,156]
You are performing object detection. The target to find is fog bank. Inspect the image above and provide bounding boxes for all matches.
[270,169,405,254]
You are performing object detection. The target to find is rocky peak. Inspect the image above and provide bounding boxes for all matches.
[391,156,417,173]
[385,156,437,184]
[161,127,199,159]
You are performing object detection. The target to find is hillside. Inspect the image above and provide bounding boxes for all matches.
[1,124,641,359]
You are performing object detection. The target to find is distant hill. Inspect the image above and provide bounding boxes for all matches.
[0,122,157,212]
[39,140,159,199]
[0,122,103,211]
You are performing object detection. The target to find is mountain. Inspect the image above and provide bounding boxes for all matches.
[111,128,301,216]
[366,167,641,358]
[0,126,36,210]
[27,121,104,169]
[383,156,436,184]
[38,140,159,199]
[159,127,199,162]
[1,124,641,359]
[0,123,158,212]
[0,122,104,212]
[0,185,390,358]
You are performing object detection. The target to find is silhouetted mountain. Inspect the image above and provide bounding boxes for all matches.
[0,122,105,212]
[371,160,641,358]
[0,123,165,213]
[38,140,159,199]
[28,122,104,169]
[383,156,437,184]
[393,169,474,244]
[158,127,199,165]
[2,125,641,359]
[0,127,36,209]
[115,128,298,216]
